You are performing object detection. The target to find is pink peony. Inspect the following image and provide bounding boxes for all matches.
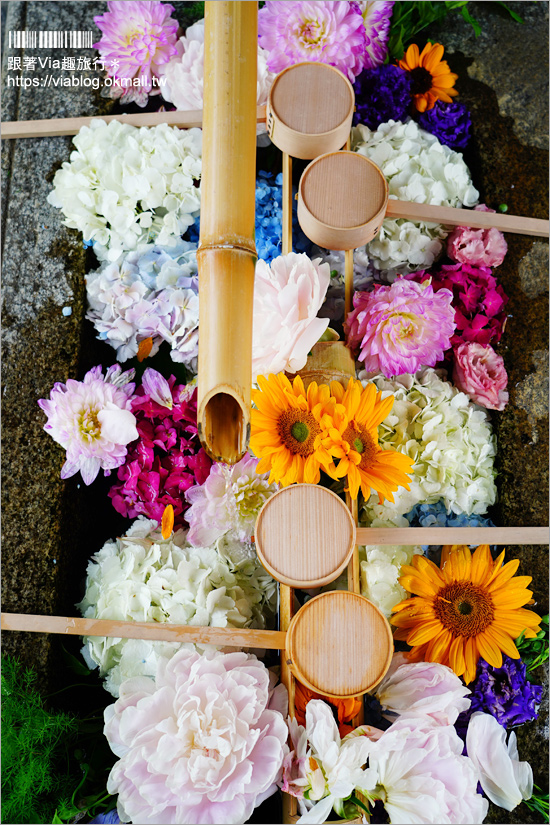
[108,371,211,525]
[185,453,278,547]
[104,648,289,824]
[252,253,330,380]
[447,205,508,268]
[94,1,179,106]
[345,278,455,376]
[452,342,509,410]
[38,365,138,486]
[258,1,369,82]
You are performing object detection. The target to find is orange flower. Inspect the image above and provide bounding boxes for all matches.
[398,42,458,112]
[294,680,362,738]
[391,545,542,684]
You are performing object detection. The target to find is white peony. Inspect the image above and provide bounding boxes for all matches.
[359,544,423,617]
[47,119,202,262]
[352,119,479,273]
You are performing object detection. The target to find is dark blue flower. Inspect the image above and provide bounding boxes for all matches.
[353,64,412,130]
[417,99,472,150]
[404,501,495,560]
[89,810,120,824]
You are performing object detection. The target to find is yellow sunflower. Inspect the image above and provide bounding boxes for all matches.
[323,378,414,501]
[250,373,334,486]
[398,42,458,112]
[392,544,542,684]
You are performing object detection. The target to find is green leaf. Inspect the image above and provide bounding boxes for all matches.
[61,645,92,677]
[461,5,482,36]
[496,1,525,23]
[52,812,65,824]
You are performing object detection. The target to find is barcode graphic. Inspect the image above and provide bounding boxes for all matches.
[9,31,94,49]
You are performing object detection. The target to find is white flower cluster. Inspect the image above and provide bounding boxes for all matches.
[47,119,202,262]
[352,120,479,274]
[86,240,199,368]
[360,368,497,524]
[359,544,423,618]
[77,517,277,697]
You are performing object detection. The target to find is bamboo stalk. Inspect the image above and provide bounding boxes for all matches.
[0,106,268,138]
[355,526,548,546]
[386,199,549,237]
[0,613,287,649]
[282,153,293,255]
[197,1,258,464]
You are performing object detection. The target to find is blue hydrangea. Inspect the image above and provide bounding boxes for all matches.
[404,500,495,556]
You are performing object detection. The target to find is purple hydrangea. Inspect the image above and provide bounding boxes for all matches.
[460,656,543,729]
[417,100,472,151]
[353,64,412,129]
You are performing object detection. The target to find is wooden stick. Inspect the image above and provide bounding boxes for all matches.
[356,526,548,546]
[0,613,287,649]
[344,247,354,318]
[0,106,268,139]
[346,494,360,595]
[282,153,293,255]
[386,199,549,237]
[280,583,297,822]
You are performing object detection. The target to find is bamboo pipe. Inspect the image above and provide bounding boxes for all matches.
[197,1,258,464]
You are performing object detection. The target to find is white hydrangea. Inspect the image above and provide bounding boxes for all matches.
[86,240,199,369]
[77,517,277,696]
[47,119,202,262]
[352,119,479,274]
[360,368,497,524]
[359,544,424,618]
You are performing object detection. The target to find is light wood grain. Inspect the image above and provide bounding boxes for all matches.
[386,199,549,237]
[255,485,356,588]
[280,583,297,822]
[1,106,267,139]
[356,526,549,545]
[196,1,257,464]
[0,613,287,649]
[344,248,354,318]
[294,340,356,390]
[287,591,393,699]
[282,153,293,255]
[267,62,354,159]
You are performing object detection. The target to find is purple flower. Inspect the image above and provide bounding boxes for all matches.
[417,99,472,150]
[258,1,369,82]
[353,63,412,129]
[464,656,543,729]
[359,1,395,69]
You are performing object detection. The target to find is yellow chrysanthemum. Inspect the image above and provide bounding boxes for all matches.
[250,373,334,486]
[323,378,414,502]
[398,42,458,113]
[392,544,542,684]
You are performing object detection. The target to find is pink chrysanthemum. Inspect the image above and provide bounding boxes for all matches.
[258,1,368,82]
[357,1,395,68]
[38,365,138,486]
[94,1,179,106]
[345,278,456,376]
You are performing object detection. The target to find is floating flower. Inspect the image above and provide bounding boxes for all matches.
[185,453,279,547]
[94,1,179,106]
[417,99,472,150]
[252,253,330,381]
[461,656,543,728]
[360,543,423,618]
[323,378,414,501]
[353,63,412,129]
[108,374,211,525]
[392,544,543,684]
[360,369,497,523]
[447,204,508,268]
[452,342,509,411]
[355,1,395,69]
[466,712,533,811]
[38,365,137,486]
[398,42,458,112]
[104,648,289,824]
[345,279,455,376]
[258,1,369,82]
[78,517,276,696]
[250,373,334,486]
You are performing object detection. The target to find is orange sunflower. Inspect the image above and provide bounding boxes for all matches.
[323,378,414,501]
[294,680,362,738]
[392,544,542,684]
[398,42,458,112]
[250,373,334,486]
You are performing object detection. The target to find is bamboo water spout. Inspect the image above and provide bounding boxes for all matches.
[197,1,258,463]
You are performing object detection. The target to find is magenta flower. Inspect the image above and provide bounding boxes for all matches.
[38,365,138,486]
[447,205,508,268]
[358,1,395,69]
[345,278,455,376]
[452,342,509,411]
[108,372,211,525]
[94,1,179,106]
[258,1,369,82]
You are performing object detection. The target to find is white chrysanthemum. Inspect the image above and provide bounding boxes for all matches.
[352,119,479,273]
[359,544,423,618]
[47,119,201,262]
[360,368,497,524]
[77,517,277,696]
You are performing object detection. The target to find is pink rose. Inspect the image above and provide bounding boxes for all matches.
[447,204,508,268]
[452,342,509,410]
